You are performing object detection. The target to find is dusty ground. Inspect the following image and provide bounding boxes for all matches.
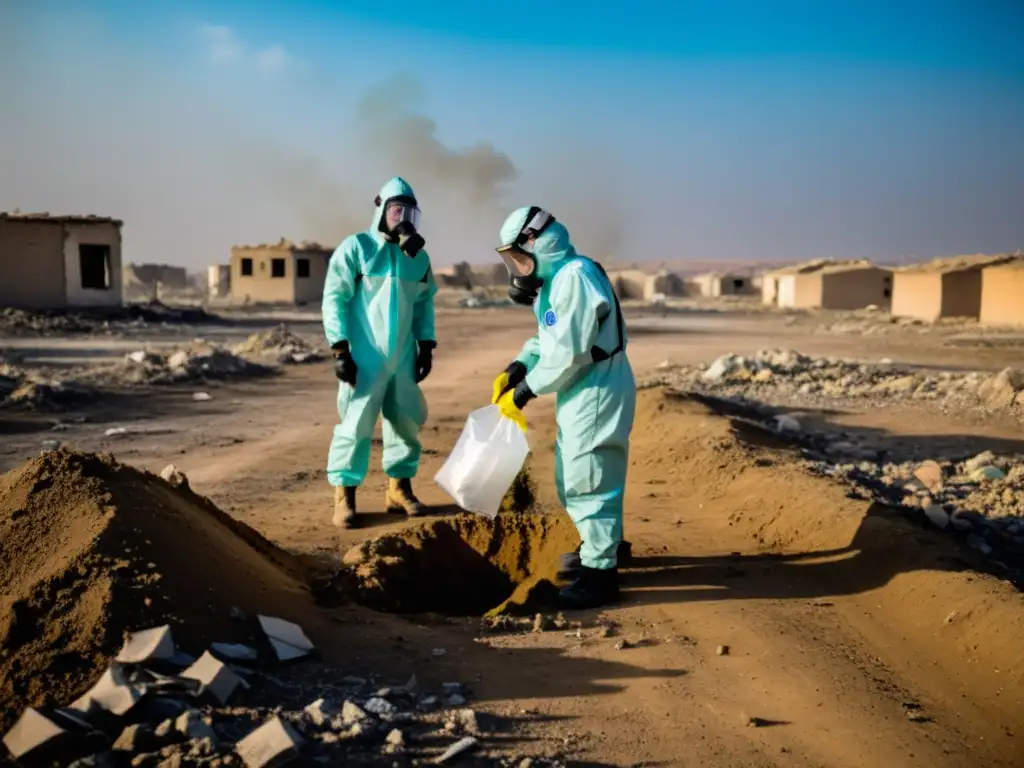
[1,305,1023,767]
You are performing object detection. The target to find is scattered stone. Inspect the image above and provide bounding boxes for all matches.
[431,648,447,657]
[235,717,304,768]
[364,697,397,716]
[341,701,369,725]
[303,699,334,728]
[114,723,156,753]
[455,709,480,734]
[970,466,1006,482]
[716,645,730,656]
[774,415,800,433]
[258,615,315,661]
[175,710,217,743]
[445,694,468,708]
[435,736,478,764]
[913,461,944,492]
[192,392,213,402]
[181,650,244,705]
[532,613,552,633]
[384,728,405,752]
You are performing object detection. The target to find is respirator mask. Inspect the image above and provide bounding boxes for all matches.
[377,195,425,257]
[496,207,555,306]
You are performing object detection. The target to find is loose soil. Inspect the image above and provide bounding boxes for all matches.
[0,450,321,732]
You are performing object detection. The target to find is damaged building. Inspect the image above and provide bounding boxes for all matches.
[692,272,757,298]
[979,258,1024,326]
[229,239,332,305]
[891,254,1019,322]
[0,212,123,310]
[765,260,891,310]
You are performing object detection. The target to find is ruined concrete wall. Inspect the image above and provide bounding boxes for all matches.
[607,269,646,300]
[230,247,296,303]
[714,275,756,296]
[892,272,942,320]
[939,270,983,319]
[777,275,798,307]
[980,267,1024,326]
[820,268,892,311]
[292,250,331,305]
[0,220,67,309]
[790,274,823,308]
[645,271,686,298]
[127,264,188,289]
[761,275,780,305]
[207,265,231,298]
[63,222,123,308]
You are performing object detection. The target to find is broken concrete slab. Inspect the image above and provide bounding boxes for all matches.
[303,698,334,728]
[258,615,315,661]
[210,642,259,662]
[71,666,145,716]
[180,651,244,705]
[174,710,217,743]
[116,625,175,664]
[3,708,66,759]
[235,716,305,768]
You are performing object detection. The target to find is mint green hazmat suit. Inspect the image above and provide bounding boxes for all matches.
[500,209,637,570]
[322,177,438,486]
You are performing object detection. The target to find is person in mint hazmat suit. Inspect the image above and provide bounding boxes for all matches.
[491,206,636,610]
[322,177,438,527]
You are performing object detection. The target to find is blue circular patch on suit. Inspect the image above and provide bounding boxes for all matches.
[543,310,557,327]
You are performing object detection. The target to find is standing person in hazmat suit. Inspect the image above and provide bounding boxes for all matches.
[322,177,438,528]
[490,207,636,610]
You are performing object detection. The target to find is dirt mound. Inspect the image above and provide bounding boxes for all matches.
[232,324,324,364]
[0,450,316,731]
[340,513,578,617]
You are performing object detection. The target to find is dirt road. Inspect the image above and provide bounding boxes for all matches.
[2,308,1022,766]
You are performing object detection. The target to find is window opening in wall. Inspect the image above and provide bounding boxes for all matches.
[732,278,745,290]
[241,258,254,276]
[271,258,287,278]
[79,244,111,290]
[296,258,310,278]
[884,288,892,298]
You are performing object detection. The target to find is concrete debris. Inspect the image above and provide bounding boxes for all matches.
[71,666,145,716]
[231,324,324,364]
[2,708,65,759]
[180,651,244,705]
[235,716,304,768]
[303,698,334,728]
[435,735,478,764]
[159,464,190,490]
[192,391,213,402]
[174,710,217,743]
[258,615,315,661]
[653,349,1024,421]
[116,625,176,664]
[210,642,259,662]
[364,696,397,716]
[341,700,369,725]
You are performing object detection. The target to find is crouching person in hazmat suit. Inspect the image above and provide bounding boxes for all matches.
[322,177,438,528]
[491,207,636,610]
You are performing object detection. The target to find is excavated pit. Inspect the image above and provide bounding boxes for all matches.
[341,512,579,616]
[340,464,579,616]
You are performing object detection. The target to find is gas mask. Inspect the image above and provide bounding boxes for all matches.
[377,195,425,257]
[496,207,555,306]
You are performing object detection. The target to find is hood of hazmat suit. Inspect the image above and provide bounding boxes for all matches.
[322,177,438,488]
[497,206,637,571]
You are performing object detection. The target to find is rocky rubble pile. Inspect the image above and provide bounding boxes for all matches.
[651,348,1024,416]
[230,325,323,364]
[3,622,554,767]
[0,353,93,412]
[0,303,221,338]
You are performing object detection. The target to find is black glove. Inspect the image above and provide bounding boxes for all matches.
[415,340,436,383]
[332,341,357,387]
[498,361,527,400]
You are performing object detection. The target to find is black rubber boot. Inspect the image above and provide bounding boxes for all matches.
[556,541,633,581]
[557,566,620,610]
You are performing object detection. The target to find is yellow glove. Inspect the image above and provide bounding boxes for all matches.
[491,372,510,405]
[496,389,528,432]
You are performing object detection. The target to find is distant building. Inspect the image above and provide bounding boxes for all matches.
[124,263,188,291]
[606,269,648,300]
[761,260,832,305]
[207,264,231,298]
[762,260,890,310]
[229,239,332,305]
[979,258,1024,326]
[693,272,757,298]
[644,270,688,298]
[0,212,123,310]
[891,254,1018,322]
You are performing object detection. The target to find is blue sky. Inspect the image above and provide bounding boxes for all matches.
[1,1,1022,268]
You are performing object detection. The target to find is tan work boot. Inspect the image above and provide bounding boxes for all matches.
[385,477,424,517]
[333,486,357,528]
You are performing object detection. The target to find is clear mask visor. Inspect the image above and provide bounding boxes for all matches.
[497,246,536,278]
[385,202,421,231]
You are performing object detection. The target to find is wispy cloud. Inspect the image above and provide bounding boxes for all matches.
[255,45,290,74]
[199,23,293,73]
[198,23,241,63]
